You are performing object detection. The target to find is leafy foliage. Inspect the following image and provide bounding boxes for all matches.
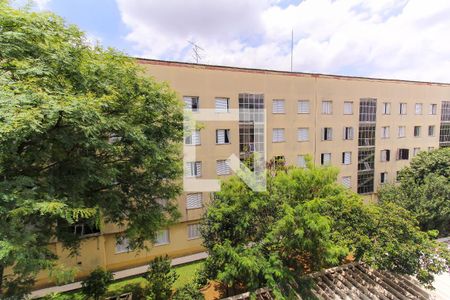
[378,148,450,236]
[0,2,182,296]
[201,162,450,298]
[81,268,113,300]
[172,283,205,300]
[144,256,179,300]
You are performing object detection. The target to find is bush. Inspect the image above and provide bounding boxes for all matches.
[81,268,113,300]
[172,283,205,300]
[144,255,179,300]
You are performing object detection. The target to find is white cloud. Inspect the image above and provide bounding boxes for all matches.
[116,0,450,82]
[32,0,50,10]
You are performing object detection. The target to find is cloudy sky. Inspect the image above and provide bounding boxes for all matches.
[29,0,450,82]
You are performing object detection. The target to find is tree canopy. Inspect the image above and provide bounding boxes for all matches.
[201,162,450,299]
[0,2,182,295]
[378,148,450,236]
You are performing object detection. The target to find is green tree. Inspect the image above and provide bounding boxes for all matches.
[0,2,182,296]
[81,268,113,300]
[201,162,450,298]
[378,148,450,236]
[144,255,179,300]
[172,283,205,300]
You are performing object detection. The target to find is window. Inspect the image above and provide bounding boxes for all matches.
[155,229,169,245]
[381,126,390,139]
[186,193,202,209]
[398,126,406,138]
[357,172,374,194]
[322,127,333,141]
[358,148,375,171]
[442,101,450,121]
[321,153,331,166]
[358,124,376,146]
[184,96,199,111]
[439,123,450,146]
[382,102,391,115]
[185,130,201,145]
[342,176,351,188]
[297,128,309,142]
[380,172,388,184]
[185,161,201,177]
[272,99,285,114]
[215,97,229,112]
[428,125,435,136]
[272,128,285,142]
[380,149,390,162]
[414,126,421,137]
[297,155,306,168]
[430,103,437,115]
[343,127,354,140]
[397,148,409,160]
[298,100,310,114]
[343,101,353,115]
[400,103,407,115]
[342,152,352,165]
[413,147,421,156]
[71,222,100,237]
[115,237,131,254]
[188,224,201,239]
[359,99,377,122]
[216,159,231,175]
[322,101,332,114]
[415,103,423,115]
[216,129,230,144]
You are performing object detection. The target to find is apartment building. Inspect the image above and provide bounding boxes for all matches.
[31,59,450,288]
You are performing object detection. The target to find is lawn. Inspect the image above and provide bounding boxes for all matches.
[57,260,204,299]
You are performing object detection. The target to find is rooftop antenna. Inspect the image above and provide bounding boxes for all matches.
[188,40,204,64]
[290,29,294,72]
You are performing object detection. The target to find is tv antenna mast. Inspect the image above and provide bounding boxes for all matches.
[188,40,204,64]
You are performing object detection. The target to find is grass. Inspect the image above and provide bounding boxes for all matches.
[56,260,204,298]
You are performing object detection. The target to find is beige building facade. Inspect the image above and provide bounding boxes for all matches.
[31,59,450,288]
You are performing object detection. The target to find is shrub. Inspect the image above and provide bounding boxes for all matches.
[144,256,178,300]
[172,283,205,300]
[81,268,113,300]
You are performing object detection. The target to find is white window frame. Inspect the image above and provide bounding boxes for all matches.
[343,127,354,140]
[298,100,310,114]
[400,103,407,115]
[272,128,285,143]
[185,161,201,177]
[297,128,309,142]
[342,176,351,188]
[398,126,406,138]
[184,130,201,145]
[415,103,423,115]
[183,96,199,112]
[115,237,132,254]
[380,172,388,184]
[430,104,437,115]
[380,149,390,162]
[343,101,353,115]
[155,229,169,246]
[186,193,203,210]
[322,127,333,141]
[382,102,391,115]
[216,129,230,144]
[297,155,306,168]
[381,126,390,139]
[414,126,421,137]
[187,223,201,240]
[428,125,435,136]
[413,147,421,156]
[272,99,285,114]
[322,100,332,114]
[216,159,231,176]
[321,153,331,166]
[215,97,229,113]
[342,152,352,165]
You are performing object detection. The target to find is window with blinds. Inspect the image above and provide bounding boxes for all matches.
[415,103,423,115]
[216,129,230,144]
[272,99,285,114]
[216,160,231,175]
[322,127,332,141]
[342,152,352,165]
[298,100,310,114]
[322,101,332,114]
[183,96,199,111]
[185,161,201,177]
[342,176,351,188]
[400,103,407,115]
[343,127,354,140]
[321,153,331,165]
[297,128,309,141]
[215,98,229,112]
[184,130,201,145]
[297,155,306,168]
[186,193,202,209]
[272,128,285,142]
[343,101,353,115]
[115,237,131,254]
[398,126,406,138]
[381,126,390,139]
[380,149,390,162]
[155,229,169,245]
[188,224,201,239]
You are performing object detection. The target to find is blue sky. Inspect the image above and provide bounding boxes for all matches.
[28,0,450,82]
